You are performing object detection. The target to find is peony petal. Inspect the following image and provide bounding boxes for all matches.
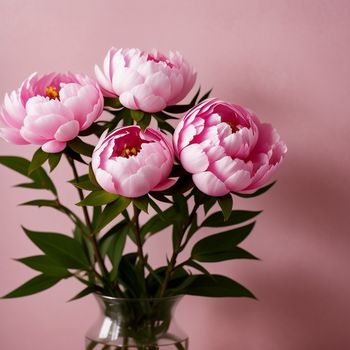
[54,120,80,142]
[180,143,209,173]
[112,68,144,95]
[152,178,177,191]
[193,171,228,196]
[224,169,252,192]
[119,91,138,110]
[0,127,29,144]
[94,64,115,96]
[42,140,66,153]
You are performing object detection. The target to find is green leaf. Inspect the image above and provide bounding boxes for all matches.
[198,88,213,103]
[79,122,106,137]
[68,138,95,157]
[201,210,261,227]
[86,340,99,350]
[65,147,86,164]
[104,97,122,109]
[68,285,99,302]
[203,197,217,214]
[217,194,233,221]
[93,197,131,233]
[156,119,175,134]
[122,109,134,126]
[133,196,149,213]
[140,206,177,238]
[153,111,178,120]
[137,113,151,130]
[92,206,102,228]
[99,220,128,247]
[182,274,255,298]
[20,199,59,209]
[2,274,61,298]
[28,148,49,174]
[185,213,199,243]
[23,227,90,269]
[16,255,71,277]
[0,156,57,195]
[88,163,101,188]
[159,174,193,195]
[149,192,173,204]
[70,174,101,191]
[130,109,144,122]
[172,221,183,251]
[77,190,119,206]
[118,253,142,297]
[164,87,201,114]
[173,194,188,218]
[48,152,62,172]
[147,197,167,220]
[191,222,256,262]
[233,181,276,198]
[184,260,211,276]
[193,247,258,262]
[103,227,128,280]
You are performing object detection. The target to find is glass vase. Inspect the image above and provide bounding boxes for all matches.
[86,294,189,350]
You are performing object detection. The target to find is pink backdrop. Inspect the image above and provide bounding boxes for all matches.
[1,1,350,349]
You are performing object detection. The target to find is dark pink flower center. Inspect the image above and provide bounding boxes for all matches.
[112,137,152,159]
[147,54,174,68]
[225,120,240,133]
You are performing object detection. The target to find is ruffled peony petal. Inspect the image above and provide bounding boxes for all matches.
[95,48,196,112]
[94,64,115,97]
[119,92,138,110]
[144,71,171,101]
[224,169,252,192]
[180,143,209,173]
[42,140,67,153]
[54,120,80,142]
[152,178,177,191]
[130,84,164,112]
[95,168,118,194]
[92,125,174,198]
[112,68,144,95]
[174,98,286,195]
[0,127,29,145]
[193,171,228,197]
[1,71,103,149]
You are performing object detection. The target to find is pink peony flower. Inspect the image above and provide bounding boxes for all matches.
[95,48,196,113]
[0,72,104,153]
[92,125,176,198]
[173,98,287,196]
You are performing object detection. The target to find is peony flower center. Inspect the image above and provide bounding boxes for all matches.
[119,144,140,158]
[112,138,152,159]
[225,120,240,133]
[45,86,60,100]
[147,54,174,68]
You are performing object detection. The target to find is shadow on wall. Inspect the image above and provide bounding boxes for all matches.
[207,261,350,350]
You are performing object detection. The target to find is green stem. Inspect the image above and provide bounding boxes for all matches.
[65,156,110,285]
[131,203,149,297]
[158,203,199,297]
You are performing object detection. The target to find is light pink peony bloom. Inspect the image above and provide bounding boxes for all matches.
[95,48,196,113]
[92,125,176,198]
[0,72,104,153]
[173,98,287,196]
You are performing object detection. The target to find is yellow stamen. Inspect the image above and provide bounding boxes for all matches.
[120,144,140,158]
[45,86,60,100]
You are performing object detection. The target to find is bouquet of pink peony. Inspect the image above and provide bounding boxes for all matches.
[0,48,287,349]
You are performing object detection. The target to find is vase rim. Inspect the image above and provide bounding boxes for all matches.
[94,293,184,303]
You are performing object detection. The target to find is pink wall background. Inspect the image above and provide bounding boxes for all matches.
[1,0,349,349]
